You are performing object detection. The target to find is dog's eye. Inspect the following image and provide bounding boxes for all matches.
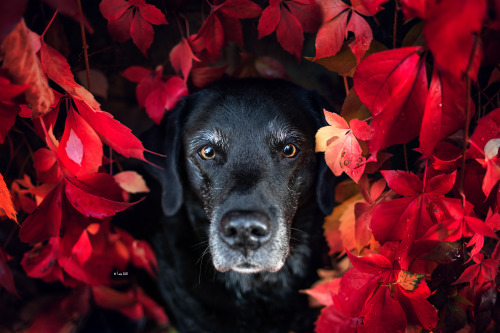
[199,146,216,160]
[282,144,298,158]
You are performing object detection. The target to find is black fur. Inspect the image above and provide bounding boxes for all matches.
[143,78,335,333]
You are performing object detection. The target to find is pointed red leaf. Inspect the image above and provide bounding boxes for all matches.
[64,174,135,218]
[346,11,372,63]
[420,68,472,157]
[57,105,103,177]
[19,181,63,244]
[131,14,154,57]
[314,9,348,60]
[75,99,147,162]
[219,0,262,19]
[359,287,406,333]
[424,0,486,79]
[138,2,168,25]
[169,38,200,80]
[99,0,131,21]
[258,0,281,38]
[381,170,422,197]
[122,66,152,83]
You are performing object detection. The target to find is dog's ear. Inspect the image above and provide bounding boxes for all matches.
[303,90,337,216]
[142,100,187,216]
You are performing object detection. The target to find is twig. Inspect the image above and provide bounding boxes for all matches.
[77,0,91,92]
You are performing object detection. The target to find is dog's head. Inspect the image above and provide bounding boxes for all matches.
[146,79,335,274]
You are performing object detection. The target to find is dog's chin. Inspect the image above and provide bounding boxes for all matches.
[213,260,286,274]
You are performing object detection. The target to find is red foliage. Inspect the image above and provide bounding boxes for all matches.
[0,0,499,332]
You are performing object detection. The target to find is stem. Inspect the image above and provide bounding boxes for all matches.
[343,76,349,96]
[392,0,399,49]
[459,75,472,199]
[422,158,428,192]
[41,10,59,38]
[77,0,91,92]
[458,34,480,200]
[403,144,409,172]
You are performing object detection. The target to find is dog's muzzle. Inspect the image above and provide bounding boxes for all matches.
[219,211,271,256]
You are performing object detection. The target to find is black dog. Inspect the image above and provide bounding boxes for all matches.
[144,78,335,333]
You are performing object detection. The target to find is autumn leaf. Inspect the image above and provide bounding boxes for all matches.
[64,174,135,218]
[316,109,367,182]
[424,0,486,80]
[370,170,457,269]
[193,0,262,59]
[354,47,428,157]
[0,19,54,117]
[420,67,473,157]
[0,173,17,223]
[122,66,188,124]
[114,171,150,194]
[314,0,374,63]
[99,0,168,57]
[57,103,103,177]
[453,253,499,293]
[169,37,200,81]
[74,99,148,162]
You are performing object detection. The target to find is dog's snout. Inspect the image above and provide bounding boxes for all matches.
[220,211,271,254]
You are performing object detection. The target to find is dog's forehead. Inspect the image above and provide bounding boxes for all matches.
[184,93,309,139]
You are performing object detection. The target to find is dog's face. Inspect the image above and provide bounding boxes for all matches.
[181,83,319,274]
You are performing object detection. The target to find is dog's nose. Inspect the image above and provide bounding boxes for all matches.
[220,211,271,254]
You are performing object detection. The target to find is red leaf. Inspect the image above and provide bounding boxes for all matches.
[0,246,17,295]
[114,171,150,194]
[0,173,17,223]
[346,12,372,64]
[314,6,349,60]
[122,66,151,83]
[64,174,134,218]
[169,38,200,80]
[316,110,366,182]
[354,47,427,156]
[286,0,321,33]
[346,251,393,275]
[130,13,154,57]
[164,76,188,111]
[1,19,54,117]
[358,288,406,333]
[469,108,500,159]
[57,105,103,177]
[99,0,130,21]
[218,0,262,18]
[258,0,281,38]
[315,304,359,333]
[100,0,167,55]
[107,6,134,42]
[420,68,472,157]
[424,0,486,79]
[302,278,340,307]
[334,268,379,317]
[40,41,101,112]
[138,1,168,25]
[19,181,63,244]
[192,13,224,59]
[371,171,455,268]
[21,237,64,282]
[75,99,147,162]
[354,0,389,16]
[396,287,438,331]
[144,85,167,125]
[381,170,422,197]
[258,0,306,61]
